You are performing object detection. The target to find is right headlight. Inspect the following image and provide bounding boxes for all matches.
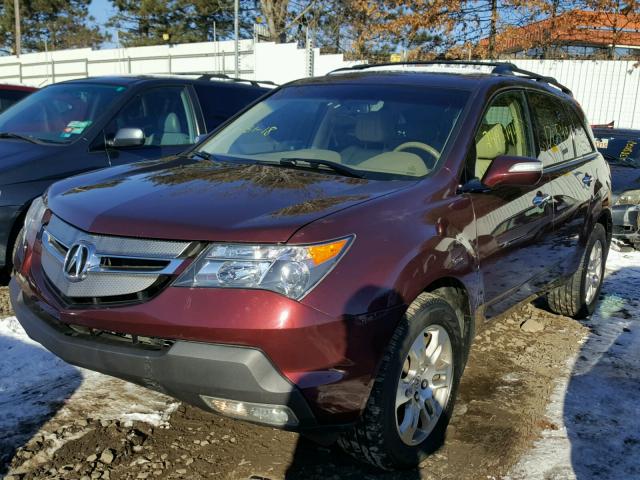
[173,236,353,300]
[615,189,640,206]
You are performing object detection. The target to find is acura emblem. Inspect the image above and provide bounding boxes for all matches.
[63,242,94,282]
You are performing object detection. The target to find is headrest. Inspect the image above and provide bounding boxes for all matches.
[355,112,393,143]
[164,113,181,133]
[476,123,506,159]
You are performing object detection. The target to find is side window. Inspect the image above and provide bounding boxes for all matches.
[527,91,575,166]
[565,105,594,157]
[106,86,197,147]
[0,90,29,111]
[473,91,533,180]
[194,85,264,132]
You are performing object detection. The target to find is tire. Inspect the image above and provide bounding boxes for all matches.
[547,223,608,319]
[338,293,464,470]
[11,227,24,272]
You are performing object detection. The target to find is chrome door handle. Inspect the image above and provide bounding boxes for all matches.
[582,173,593,187]
[532,192,551,207]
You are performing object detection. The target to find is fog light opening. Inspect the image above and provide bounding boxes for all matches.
[201,395,299,427]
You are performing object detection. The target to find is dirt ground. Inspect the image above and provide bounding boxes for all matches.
[0,284,589,480]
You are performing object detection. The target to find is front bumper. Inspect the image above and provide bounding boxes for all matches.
[612,204,640,245]
[10,278,319,429]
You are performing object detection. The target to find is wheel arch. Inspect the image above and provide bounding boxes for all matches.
[422,276,475,358]
[4,200,31,271]
[597,207,613,244]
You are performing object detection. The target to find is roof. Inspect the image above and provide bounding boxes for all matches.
[289,65,573,100]
[0,83,38,92]
[54,74,270,91]
[481,10,640,54]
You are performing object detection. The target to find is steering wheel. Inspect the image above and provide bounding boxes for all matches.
[393,141,441,162]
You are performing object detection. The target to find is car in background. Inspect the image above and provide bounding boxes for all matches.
[0,74,270,276]
[592,126,640,249]
[0,84,37,113]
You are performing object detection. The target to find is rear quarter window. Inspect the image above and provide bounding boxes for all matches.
[565,105,594,157]
[194,85,265,132]
[527,91,575,166]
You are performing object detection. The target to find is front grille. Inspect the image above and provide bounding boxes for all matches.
[65,323,175,351]
[40,215,192,305]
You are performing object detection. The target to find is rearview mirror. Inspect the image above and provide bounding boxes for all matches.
[482,155,543,188]
[109,128,145,148]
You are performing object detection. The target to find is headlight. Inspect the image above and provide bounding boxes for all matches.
[616,189,640,206]
[23,196,48,247]
[174,236,353,299]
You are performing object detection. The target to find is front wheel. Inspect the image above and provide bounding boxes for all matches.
[338,293,464,470]
[547,223,609,319]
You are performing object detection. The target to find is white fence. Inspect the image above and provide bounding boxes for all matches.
[0,42,639,129]
[512,59,640,129]
[0,40,351,89]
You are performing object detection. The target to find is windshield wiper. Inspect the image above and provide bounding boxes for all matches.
[0,132,43,144]
[602,152,639,167]
[191,150,213,161]
[279,158,364,179]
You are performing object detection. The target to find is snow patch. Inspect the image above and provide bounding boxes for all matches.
[0,315,177,462]
[509,249,640,479]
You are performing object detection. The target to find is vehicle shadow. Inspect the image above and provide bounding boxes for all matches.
[283,285,427,479]
[563,263,640,480]
[0,318,82,474]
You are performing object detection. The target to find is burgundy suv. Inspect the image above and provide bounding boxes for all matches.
[11,62,611,470]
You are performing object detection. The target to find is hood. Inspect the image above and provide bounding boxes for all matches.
[48,157,411,243]
[0,139,54,181]
[610,164,640,198]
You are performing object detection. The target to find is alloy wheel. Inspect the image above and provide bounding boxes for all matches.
[395,324,454,446]
[585,239,604,304]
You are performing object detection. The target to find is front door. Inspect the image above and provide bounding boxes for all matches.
[467,90,556,318]
[104,86,199,166]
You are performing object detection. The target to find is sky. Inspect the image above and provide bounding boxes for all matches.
[88,0,116,47]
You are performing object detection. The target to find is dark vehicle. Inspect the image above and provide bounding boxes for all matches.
[592,126,640,249]
[11,62,611,470]
[0,84,37,113]
[0,74,269,276]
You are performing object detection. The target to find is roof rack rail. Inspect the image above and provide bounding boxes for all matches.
[328,61,573,96]
[162,72,278,88]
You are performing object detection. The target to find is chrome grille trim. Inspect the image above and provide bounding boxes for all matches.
[41,216,191,299]
[42,230,184,276]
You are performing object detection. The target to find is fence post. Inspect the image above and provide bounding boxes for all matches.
[51,59,55,83]
[18,62,22,83]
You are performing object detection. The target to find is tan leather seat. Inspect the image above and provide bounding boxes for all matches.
[357,151,428,177]
[341,112,394,165]
[475,123,507,179]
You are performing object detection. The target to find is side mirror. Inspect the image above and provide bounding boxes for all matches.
[482,155,543,188]
[109,128,145,148]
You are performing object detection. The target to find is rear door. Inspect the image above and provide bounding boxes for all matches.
[526,91,597,279]
[104,85,200,166]
[193,84,266,133]
[468,90,557,317]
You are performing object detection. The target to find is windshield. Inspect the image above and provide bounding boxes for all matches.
[0,83,127,144]
[199,84,469,179]
[593,130,640,168]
